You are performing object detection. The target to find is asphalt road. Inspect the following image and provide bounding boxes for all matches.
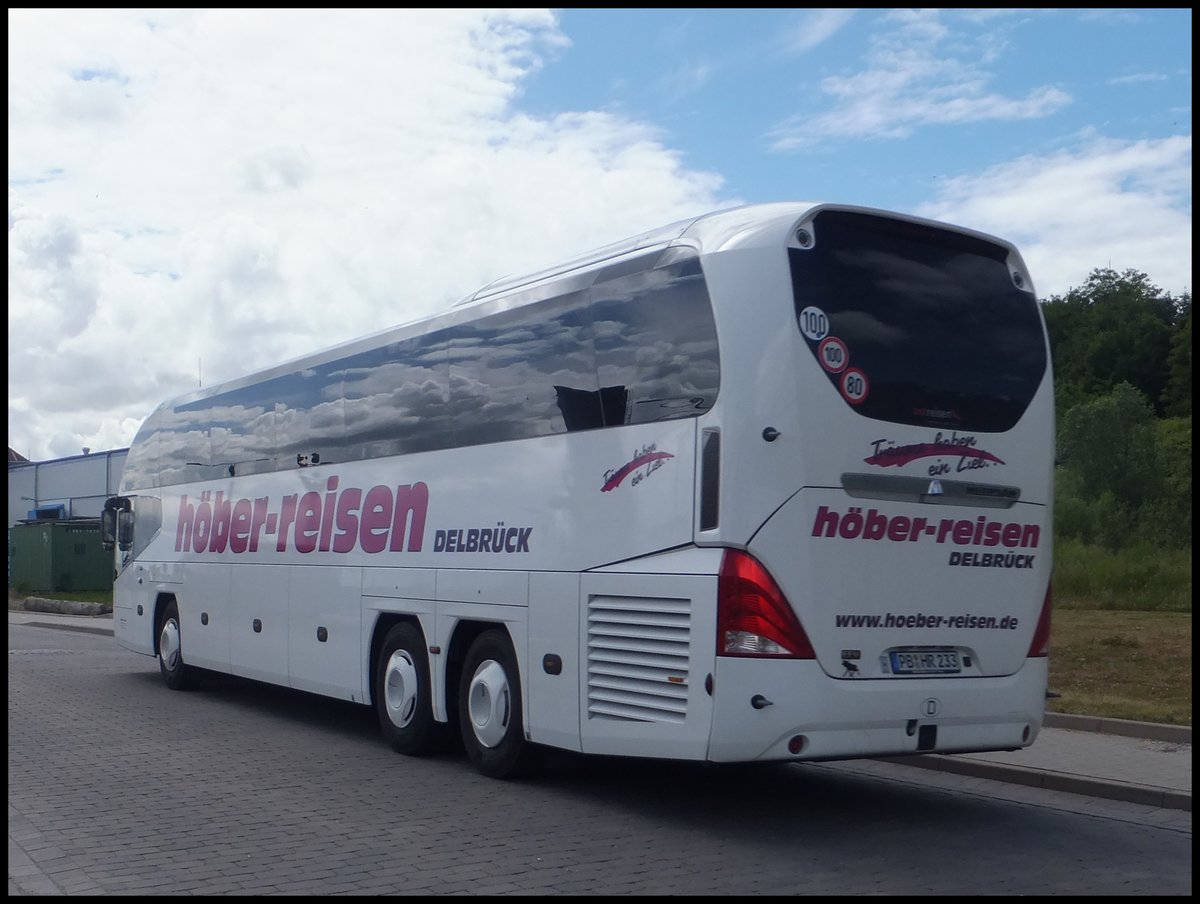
[8,621,1192,896]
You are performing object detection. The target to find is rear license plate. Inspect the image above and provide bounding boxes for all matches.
[889,649,961,675]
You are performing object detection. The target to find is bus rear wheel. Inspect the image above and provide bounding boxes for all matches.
[458,629,540,779]
[157,599,197,690]
[376,622,448,756]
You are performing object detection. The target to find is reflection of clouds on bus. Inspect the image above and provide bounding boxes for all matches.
[340,341,455,455]
[121,252,721,490]
[445,298,601,445]
[833,310,908,347]
[275,396,345,453]
[345,371,445,429]
[593,265,719,421]
[210,402,275,471]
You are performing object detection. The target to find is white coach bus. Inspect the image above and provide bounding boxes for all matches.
[104,202,1054,778]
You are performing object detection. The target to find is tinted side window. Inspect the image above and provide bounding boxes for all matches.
[158,401,212,486]
[446,290,601,448]
[120,408,162,491]
[208,384,275,477]
[131,494,162,559]
[271,362,346,470]
[137,253,723,488]
[591,258,720,424]
[341,335,452,459]
[790,210,1047,432]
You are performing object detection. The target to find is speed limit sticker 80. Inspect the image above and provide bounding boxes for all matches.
[840,368,869,404]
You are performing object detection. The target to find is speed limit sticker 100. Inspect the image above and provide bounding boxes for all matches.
[799,306,829,341]
[818,336,849,374]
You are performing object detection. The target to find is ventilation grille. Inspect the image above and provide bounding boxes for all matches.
[587,595,691,723]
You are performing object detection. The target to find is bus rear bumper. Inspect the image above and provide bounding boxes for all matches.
[707,657,1048,763]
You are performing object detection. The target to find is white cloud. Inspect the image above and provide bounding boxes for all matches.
[8,10,726,460]
[784,8,857,54]
[770,8,1070,150]
[915,134,1193,299]
[1106,72,1170,87]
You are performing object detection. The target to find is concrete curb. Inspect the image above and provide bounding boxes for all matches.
[22,596,112,616]
[887,714,1191,812]
[890,752,1192,812]
[18,619,115,637]
[1044,711,1192,744]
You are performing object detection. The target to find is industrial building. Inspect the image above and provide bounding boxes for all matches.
[8,447,128,592]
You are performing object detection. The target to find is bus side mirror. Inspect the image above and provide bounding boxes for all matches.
[103,496,133,552]
[117,510,135,551]
[100,507,118,552]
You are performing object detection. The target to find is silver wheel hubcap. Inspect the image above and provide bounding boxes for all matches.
[467,659,511,749]
[383,650,420,729]
[159,618,180,671]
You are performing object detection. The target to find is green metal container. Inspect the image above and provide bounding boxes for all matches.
[8,521,112,592]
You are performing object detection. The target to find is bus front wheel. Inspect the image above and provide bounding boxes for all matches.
[157,599,196,690]
[375,622,448,756]
[458,629,540,779]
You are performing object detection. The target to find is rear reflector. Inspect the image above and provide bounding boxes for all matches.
[1027,582,1053,657]
[717,549,815,658]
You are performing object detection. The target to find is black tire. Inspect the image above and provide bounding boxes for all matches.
[157,599,197,690]
[375,622,449,756]
[458,629,541,779]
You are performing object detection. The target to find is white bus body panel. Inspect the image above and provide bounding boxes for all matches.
[113,559,170,657]
[693,207,1053,682]
[124,418,697,575]
[230,565,289,685]
[176,564,231,672]
[693,209,1053,539]
[113,418,701,746]
[288,565,364,701]
[527,571,582,752]
[111,201,1053,768]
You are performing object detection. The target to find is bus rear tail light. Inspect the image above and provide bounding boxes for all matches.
[717,549,815,659]
[1027,581,1053,657]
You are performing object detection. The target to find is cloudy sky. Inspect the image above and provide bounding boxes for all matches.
[8,8,1192,461]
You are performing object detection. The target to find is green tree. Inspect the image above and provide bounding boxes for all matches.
[1140,415,1193,548]
[1162,301,1192,417]
[1058,381,1161,505]
[1042,268,1179,415]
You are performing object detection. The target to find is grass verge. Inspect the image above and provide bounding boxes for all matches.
[1052,538,1192,612]
[1047,609,1191,725]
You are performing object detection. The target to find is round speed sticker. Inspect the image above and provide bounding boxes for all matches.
[817,336,849,373]
[798,306,829,341]
[840,368,869,404]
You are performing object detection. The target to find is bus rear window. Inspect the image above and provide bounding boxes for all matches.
[789,210,1047,432]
